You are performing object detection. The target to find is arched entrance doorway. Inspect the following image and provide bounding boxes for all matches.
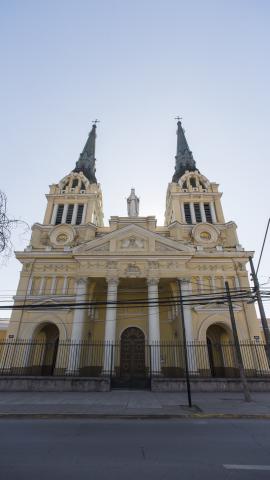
[206,324,236,377]
[32,323,60,376]
[114,327,148,389]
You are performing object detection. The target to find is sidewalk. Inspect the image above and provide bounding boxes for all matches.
[0,390,270,418]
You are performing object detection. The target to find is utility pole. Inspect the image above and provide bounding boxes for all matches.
[249,256,270,363]
[225,282,251,402]
[178,279,192,408]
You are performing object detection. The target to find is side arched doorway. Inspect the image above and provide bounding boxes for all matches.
[31,323,60,376]
[114,327,148,389]
[206,324,236,377]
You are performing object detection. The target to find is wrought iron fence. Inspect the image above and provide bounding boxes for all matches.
[0,339,269,379]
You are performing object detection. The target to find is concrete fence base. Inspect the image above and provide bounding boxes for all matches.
[0,376,110,392]
[151,377,270,392]
[0,376,270,392]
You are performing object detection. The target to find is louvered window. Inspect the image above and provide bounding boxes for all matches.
[76,204,84,225]
[194,203,202,222]
[72,179,79,188]
[204,203,212,223]
[55,205,64,225]
[184,203,192,224]
[66,205,74,224]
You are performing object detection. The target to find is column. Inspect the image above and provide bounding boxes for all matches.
[62,204,68,224]
[82,204,87,223]
[210,202,217,223]
[66,278,88,374]
[190,203,196,224]
[178,278,197,373]
[62,276,68,294]
[180,203,185,223]
[199,202,206,222]
[51,277,56,295]
[103,278,119,373]
[27,276,33,295]
[210,276,216,293]
[148,278,161,374]
[235,275,241,290]
[51,204,58,225]
[38,277,45,296]
[71,204,78,225]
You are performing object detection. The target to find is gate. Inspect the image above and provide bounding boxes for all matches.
[111,327,150,389]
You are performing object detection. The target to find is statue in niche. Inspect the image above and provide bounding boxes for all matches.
[127,188,139,217]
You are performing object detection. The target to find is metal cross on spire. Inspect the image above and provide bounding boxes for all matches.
[174,116,182,122]
[92,119,100,126]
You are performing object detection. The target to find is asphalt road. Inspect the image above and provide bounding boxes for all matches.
[1,419,270,479]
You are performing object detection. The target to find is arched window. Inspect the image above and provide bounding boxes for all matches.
[190,177,196,188]
[72,178,79,188]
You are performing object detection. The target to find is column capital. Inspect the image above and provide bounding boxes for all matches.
[147,277,159,287]
[75,277,88,287]
[177,277,191,284]
[106,277,119,287]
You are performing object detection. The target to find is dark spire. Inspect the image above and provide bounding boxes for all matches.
[73,123,98,183]
[172,120,197,183]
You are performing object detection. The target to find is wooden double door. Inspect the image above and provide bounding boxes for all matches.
[113,327,149,389]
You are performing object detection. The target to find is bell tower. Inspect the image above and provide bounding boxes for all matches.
[165,120,225,227]
[43,123,104,228]
[165,120,239,248]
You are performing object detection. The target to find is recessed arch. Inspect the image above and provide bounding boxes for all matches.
[31,322,60,376]
[206,323,236,378]
[197,313,232,342]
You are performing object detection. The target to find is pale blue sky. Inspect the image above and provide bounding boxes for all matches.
[0,0,270,315]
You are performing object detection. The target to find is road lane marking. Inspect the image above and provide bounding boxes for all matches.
[223,465,270,471]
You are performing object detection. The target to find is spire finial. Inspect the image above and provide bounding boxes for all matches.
[172,119,197,183]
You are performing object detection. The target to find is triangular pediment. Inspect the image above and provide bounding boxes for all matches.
[73,223,194,254]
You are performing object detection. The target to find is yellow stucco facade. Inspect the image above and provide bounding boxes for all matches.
[7,121,262,356]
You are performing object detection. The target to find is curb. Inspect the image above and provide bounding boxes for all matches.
[0,413,270,420]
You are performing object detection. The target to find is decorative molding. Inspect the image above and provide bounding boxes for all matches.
[147,277,159,286]
[192,223,220,245]
[49,224,76,247]
[125,264,141,277]
[195,304,242,312]
[155,242,176,252]
[90,242,110,252]
[120,237,145,249]
[73,223,194,254]
[33,263,77,273]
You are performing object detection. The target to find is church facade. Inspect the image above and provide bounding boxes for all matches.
[6,121,264,379]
